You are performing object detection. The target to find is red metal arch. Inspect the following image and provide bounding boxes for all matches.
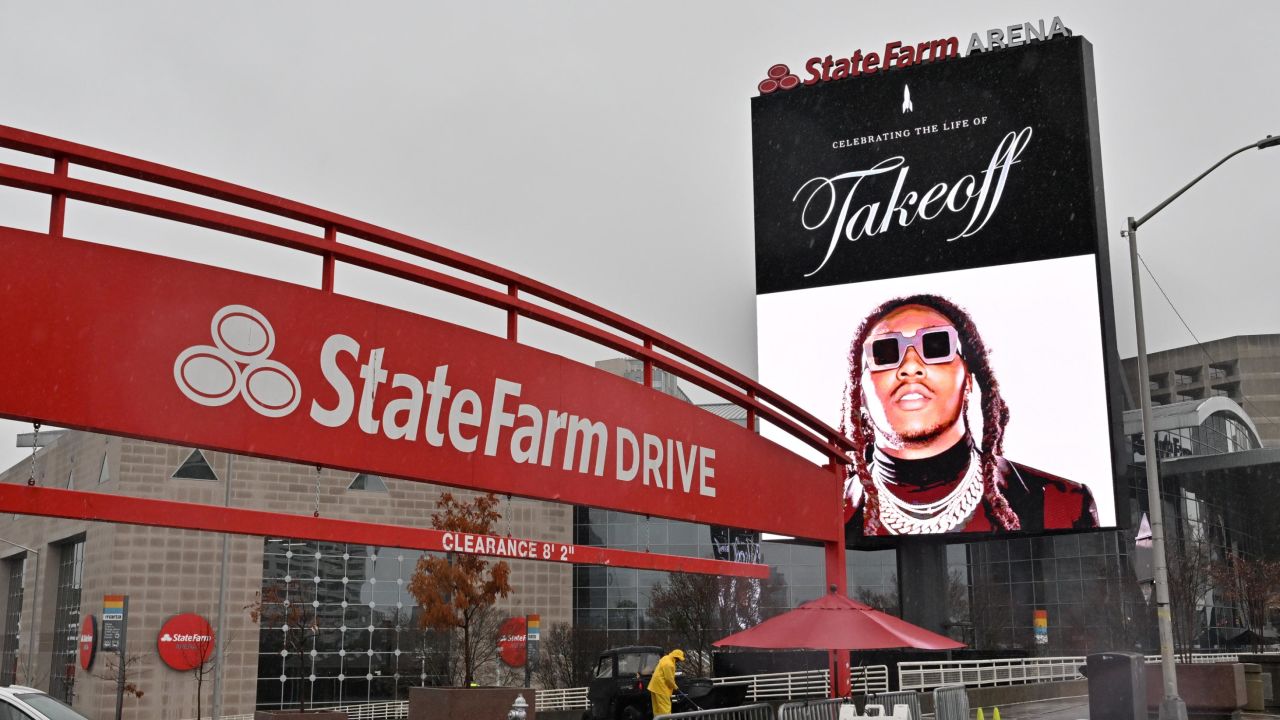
[0,125,850,585]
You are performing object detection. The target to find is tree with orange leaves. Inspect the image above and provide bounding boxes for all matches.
[407,492,513,687]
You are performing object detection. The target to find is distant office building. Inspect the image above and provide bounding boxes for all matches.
[1122,333,1280,447]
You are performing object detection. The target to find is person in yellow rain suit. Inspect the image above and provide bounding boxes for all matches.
[647,648,685,717]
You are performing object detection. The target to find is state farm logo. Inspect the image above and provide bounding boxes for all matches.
[173,305,301,418]
[161,633,211,643]
[758,64,800,94]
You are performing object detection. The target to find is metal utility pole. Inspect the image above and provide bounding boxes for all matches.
[212,454,233,720]
[1125,133,1278,720]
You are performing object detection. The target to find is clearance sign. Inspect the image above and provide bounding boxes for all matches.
[0,230,839,541]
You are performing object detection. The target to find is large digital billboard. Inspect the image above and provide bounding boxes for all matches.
[752,35,1124,544]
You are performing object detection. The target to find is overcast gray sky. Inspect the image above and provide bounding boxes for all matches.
[1,1,1278,473]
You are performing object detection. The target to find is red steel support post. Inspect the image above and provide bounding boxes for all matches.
[825,461,851,698]
[642,339,653,387]
[48,158,68,237]
[322,226,336,292]
[507,284,518,341]
[746,389,757,432]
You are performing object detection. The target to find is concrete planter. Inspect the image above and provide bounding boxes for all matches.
[1144,663,1245,718]
[409,686,537,720]
[250,707,348,712]
[1236,654,1280,709]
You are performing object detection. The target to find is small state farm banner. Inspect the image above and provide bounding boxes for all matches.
[498,616,527,667]
[0,229,840,540]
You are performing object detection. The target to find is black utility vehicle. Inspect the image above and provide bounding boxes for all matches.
[583,646,749,720]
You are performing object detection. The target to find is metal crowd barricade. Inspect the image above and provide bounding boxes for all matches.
[850,665,891,696]
[654,703,774,720]
[777,697,848,720]
[864,691,920,720]
[931,685,970,720]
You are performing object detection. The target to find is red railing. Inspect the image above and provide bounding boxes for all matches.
[0,124,854,466]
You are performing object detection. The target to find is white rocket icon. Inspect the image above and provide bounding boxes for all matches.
[902,85,913,113]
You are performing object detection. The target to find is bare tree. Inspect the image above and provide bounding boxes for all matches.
[176,627,221,720]
[1166,537,1218,660]
[648,573,735,676]
[534,623,608,689]
[855,574,900,618]
[247,580,318,710]
[1213,550,1280,653]
[91,653,146,711]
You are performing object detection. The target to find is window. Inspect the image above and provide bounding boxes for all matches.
[347,474,387,492]
[595,658,614,679]
[1174,368,1200,386]
[1,556,24,685]
[1208,361,1236,381]
[172,450,219,481]
[256,539,438,709]
[49,538,84,703]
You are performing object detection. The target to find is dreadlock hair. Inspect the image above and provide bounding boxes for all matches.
[839,294,1019,534]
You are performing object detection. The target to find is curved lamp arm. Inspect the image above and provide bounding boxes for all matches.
[1132,135,1280,231]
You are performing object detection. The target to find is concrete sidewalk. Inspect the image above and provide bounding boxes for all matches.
[964,695,1280,719]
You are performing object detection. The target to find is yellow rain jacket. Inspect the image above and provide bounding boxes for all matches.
[647,649,684,717]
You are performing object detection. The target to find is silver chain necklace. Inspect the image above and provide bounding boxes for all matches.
[871,451,984,534]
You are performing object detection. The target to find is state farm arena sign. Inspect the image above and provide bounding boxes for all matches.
[158,613,215,671]
[0,230,839,541]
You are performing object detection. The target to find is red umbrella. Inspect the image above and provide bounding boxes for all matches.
[713,590,964,651]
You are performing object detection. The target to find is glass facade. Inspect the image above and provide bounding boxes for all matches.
[254,538,451,710]
[962,532,1143,653]
[1,555,23,685]
[571,507,927,646]
[1130,411,1261,461]
[49,538,84,703]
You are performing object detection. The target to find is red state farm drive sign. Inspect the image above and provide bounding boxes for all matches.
[78,615,96,671]
[158,613,215,671]
[0,230,840,540]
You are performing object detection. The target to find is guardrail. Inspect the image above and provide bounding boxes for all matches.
[713,669,831,702]
[898,656,1086,692]
[898,651,1280,692]
[536,685,590,711]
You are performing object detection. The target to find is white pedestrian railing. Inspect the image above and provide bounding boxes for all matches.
[898,655,1086,692]
[712,669,830,701]
[190,699,409,720]
[536,685,591,711]
[898,651,1279,692]
[1146,652,1242,664]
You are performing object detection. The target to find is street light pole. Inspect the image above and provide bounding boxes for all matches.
[1125,134,1278,720]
